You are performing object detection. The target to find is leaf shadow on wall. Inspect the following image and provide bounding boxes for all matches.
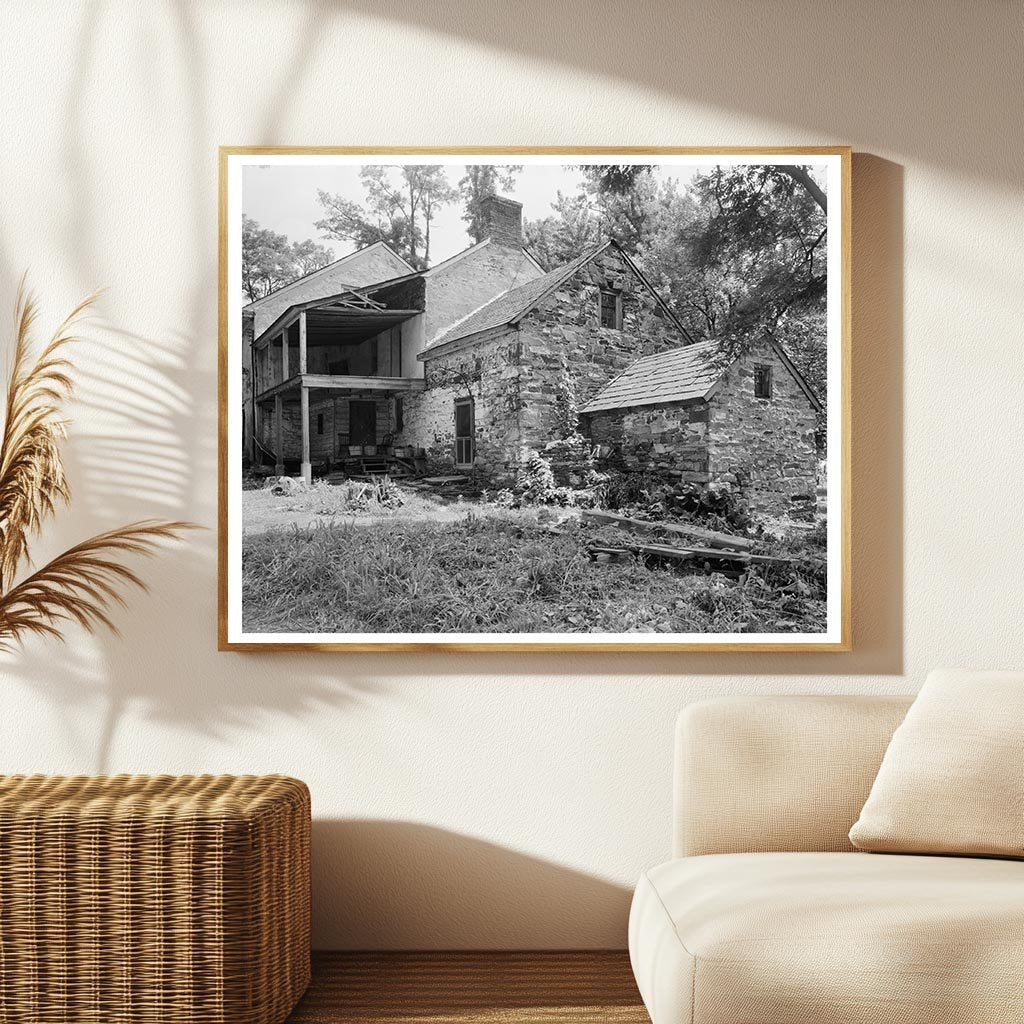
[0,0,391,773]
[310,819,633,949]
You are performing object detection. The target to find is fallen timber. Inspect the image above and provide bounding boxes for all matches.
[578,509,794,568]
[580,510,755,551]
[587,537,793,566]
[530,516,795,568]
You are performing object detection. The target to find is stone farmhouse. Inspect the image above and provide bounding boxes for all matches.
[243,196,821,516]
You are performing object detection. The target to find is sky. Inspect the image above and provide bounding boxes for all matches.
[242,162,703,266]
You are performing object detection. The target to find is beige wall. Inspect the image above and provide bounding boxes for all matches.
[0,1,1021,950]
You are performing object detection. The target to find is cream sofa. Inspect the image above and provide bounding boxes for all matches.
[628,695,1024,1024]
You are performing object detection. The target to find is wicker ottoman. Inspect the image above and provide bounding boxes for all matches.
[0,774,310,1024]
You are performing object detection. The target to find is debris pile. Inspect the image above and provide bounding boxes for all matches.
[579,509,793,576]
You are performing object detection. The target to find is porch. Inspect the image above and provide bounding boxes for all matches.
[255,372,425,482]
[250,284,425,483]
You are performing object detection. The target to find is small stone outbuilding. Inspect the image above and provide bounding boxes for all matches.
[579,337,822,518]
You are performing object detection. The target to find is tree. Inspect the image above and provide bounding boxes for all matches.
[241,216,292,301]
[317,165,458,269]
[458,164,522,243]
[680,165,828,351]
[524,192,600,270]
[315,189,410,257]
[241,216,333,301]
[668,165,830,428]
[578,164,653,195]
[290,237,334,277]
[417,167,461,266]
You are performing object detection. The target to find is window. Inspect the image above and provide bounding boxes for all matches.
[754,364,773,399]
[316,413,324,435]
[599,288,621,329]
[395,397,404,434]
[454,398,474,466]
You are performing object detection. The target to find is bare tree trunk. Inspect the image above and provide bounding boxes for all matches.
[776,165,827,213]
[408,182,418,266]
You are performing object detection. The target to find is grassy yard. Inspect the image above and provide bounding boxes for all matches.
[242,510,827,635]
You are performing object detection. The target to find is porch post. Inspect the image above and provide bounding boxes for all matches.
[274,394,284,476]
[298,310,307,373]
[300,385,311,485]
[281,330,289,380]
[248,344,258,466]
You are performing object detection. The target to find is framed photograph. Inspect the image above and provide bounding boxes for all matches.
[219,147,850,651]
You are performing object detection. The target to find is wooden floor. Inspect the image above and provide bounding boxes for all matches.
[287,951,650,1023]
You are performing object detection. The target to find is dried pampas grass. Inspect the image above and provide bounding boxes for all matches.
[0,282,195,650]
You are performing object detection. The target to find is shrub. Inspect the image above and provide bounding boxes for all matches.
[601,471,664,511]
[672,480,751,532]
[286,477,405,515]
[515,448,578,506]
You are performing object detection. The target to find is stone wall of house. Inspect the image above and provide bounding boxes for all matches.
[396,332,523,481]
[707,342,819,517]
[584,401,711,483]
[398,247,689,484]
[518,247,687,444]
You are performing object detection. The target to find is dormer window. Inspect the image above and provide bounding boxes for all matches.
[599,288,622,330]
[754,364,773,399]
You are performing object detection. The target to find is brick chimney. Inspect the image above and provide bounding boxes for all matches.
[480,194,523,248]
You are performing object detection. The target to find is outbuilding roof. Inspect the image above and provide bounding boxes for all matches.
[579,341,724,413]
[580,338,823,414]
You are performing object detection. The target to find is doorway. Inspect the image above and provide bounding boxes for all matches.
[349,401,377,447]
[454,397,474,467]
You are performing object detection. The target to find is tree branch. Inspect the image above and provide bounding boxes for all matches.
[775,166,827,213]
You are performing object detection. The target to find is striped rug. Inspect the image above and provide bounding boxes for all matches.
[288,951,649,1023]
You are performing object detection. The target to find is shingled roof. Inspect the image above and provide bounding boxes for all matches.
[581,338,824,414]
[424,245,606,353]
[579,341,725,413]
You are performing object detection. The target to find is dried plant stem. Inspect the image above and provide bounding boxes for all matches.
[0,281,197,650]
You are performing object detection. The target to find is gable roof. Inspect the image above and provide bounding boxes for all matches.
[243,241,414,309]
[421,240,691,358]
[426,246,603,351]
[580,338,823,414]
[421,236,544,278]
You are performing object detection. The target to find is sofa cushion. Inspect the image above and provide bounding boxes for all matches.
[675,695,912,857]
[629,852,1024,1024]
[849,669,1024,857]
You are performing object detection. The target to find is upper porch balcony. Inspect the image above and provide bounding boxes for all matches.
[249,282,426,481]
[252,284,425,403]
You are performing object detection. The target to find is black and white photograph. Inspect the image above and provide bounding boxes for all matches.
[220,150,849,649]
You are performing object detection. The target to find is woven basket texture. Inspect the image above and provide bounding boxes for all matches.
[0,774,310,1024]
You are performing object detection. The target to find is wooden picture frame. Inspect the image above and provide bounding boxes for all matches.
[219,147,851,651]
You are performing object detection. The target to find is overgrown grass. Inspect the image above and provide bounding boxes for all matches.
[243,514,827,635]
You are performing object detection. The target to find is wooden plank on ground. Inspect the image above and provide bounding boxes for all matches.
[581,510,754,551]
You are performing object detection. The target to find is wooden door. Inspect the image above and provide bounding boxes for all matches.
[349,401,377,446]
[454,398,474,466]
